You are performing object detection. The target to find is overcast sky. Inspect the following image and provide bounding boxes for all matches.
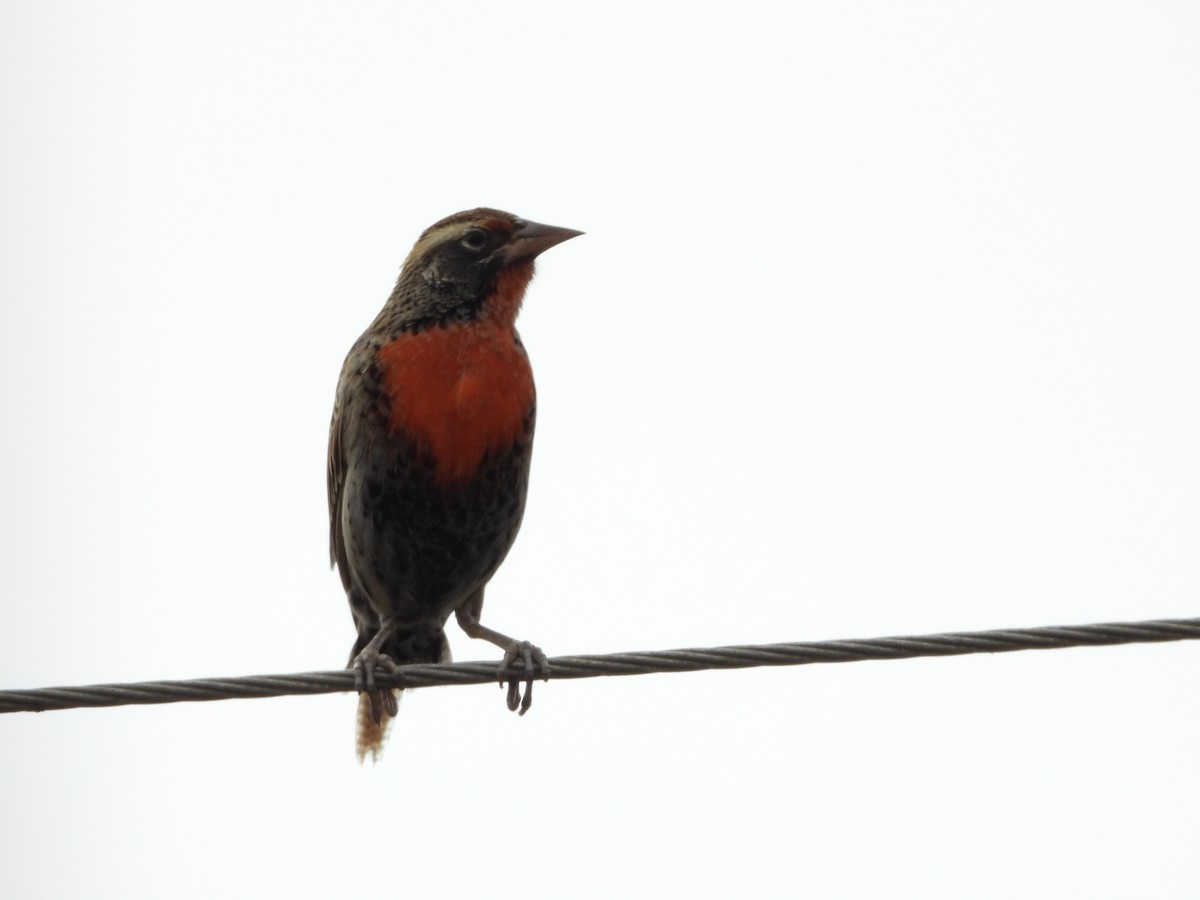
[2,2,1198,898]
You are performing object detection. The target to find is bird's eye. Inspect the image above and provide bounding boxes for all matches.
[460,229,489,253]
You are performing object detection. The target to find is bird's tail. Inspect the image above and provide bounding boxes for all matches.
[356,689,400,764]
[353,626,451,764]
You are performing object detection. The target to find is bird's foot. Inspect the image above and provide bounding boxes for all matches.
[352,650,399,721]
[498,640,550,716]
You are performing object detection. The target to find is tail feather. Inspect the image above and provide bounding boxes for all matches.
[352,626,451,763]
[356,690,400,764]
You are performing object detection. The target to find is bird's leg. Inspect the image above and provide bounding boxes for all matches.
[351,618,402,720]
[455,591,549,716]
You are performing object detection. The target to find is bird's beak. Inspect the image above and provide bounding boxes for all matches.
[500,219,584,264]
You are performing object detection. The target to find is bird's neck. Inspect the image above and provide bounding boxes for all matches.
[480,260,534,329]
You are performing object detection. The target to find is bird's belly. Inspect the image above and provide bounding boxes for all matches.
[342,425,533,625]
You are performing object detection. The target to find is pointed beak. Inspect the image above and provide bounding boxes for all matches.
[499,218,584,264]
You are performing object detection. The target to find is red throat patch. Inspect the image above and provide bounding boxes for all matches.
[377,318,535,486]
[486,259,534,327]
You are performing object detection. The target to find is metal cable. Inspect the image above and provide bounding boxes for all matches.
[2,615,1197,714]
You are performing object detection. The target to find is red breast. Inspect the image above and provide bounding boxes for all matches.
[377,265,536,486]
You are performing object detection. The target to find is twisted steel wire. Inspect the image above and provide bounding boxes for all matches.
[2,616,1197,714]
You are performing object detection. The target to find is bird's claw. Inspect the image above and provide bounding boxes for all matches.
[498,640,550,716]
[352,651,398,693]
[352,651,399,721]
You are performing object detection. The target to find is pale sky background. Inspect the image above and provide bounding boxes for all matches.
[2,2,1198,898]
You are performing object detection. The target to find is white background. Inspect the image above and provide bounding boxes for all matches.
[2,2,1198,897]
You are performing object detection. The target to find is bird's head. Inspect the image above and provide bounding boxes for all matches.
[388,208,582,330]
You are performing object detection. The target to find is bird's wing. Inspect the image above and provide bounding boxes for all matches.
[327,365,353,592]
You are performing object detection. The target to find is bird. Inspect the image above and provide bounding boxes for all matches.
[327,208,581,761]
